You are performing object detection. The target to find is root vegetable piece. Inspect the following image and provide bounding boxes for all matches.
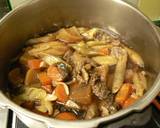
[123,97,138,108]
[56,27,82,43]
[55,82,69,103]
[47,66,63,81]
[41,84,53,93]
[28,59,42,69]
[70,85,92,105]
[124,46,144,68]
[115,83,133,106]
[112,50,127,93]
[92,56,117,66]
[124,69,134,83]
[98,47,109,55]
[133,72,147,97]
[25,69,39,85]
[85,103,99,119]
[55,112,77,120]
[38,72,52,85]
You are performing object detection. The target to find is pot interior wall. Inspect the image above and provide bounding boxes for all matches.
[0,0,159,92]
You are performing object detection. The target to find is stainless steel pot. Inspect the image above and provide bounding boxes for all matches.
[0,0,160,128]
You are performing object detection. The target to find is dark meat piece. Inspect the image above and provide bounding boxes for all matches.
[89,66,110,100]
[91,82,110,100]
[55,103,85,119]
[94,30,112,42]
[8,68,24,88]
[71,52,85,78]
[57,63,70,81]
[96,65,108,82]
[65,51,97,85]
[63,49,74,64]
[21,101,34,110]
[98,94,119,117]
[85,103,99,119]
[64,51,85,84]
[106,73,114,90]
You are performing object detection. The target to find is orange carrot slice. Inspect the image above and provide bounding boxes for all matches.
[98,47,109,55]
[115,83,133,106]
[28,59,42,69]
[123,97,138,108]
[55,82,69,103]
[55,112,77,120]
[41,84,53,93]
[47,66,63,81]
[38,72,52,85]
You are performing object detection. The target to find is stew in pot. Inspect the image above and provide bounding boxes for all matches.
[8,26,148,120]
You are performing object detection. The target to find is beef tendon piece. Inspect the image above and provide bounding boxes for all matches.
[81,68,89,83]
[133,71,147,97]
[92,82,110,100]
[85,103,99,119]
[90,66,110,100]
[28,41,68,57]
[70,52,96,85]
[112,49,127,93]
[96,65,109,82]
[124,69,134,83]
[35,99,53,115]
[82,28,111,42]
[92,56,117,66]
[123,46,144,68]
[26,33,57,45]
[81,28,98,40]
[98,95,118,117]
[70,52,85,76]
[86,40,106,47]
[56,26,82,43]
[63,49,74,63]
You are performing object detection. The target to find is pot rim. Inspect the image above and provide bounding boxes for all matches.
[0,0,160,127]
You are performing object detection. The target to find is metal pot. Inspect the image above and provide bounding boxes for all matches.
[0,0,160,128]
